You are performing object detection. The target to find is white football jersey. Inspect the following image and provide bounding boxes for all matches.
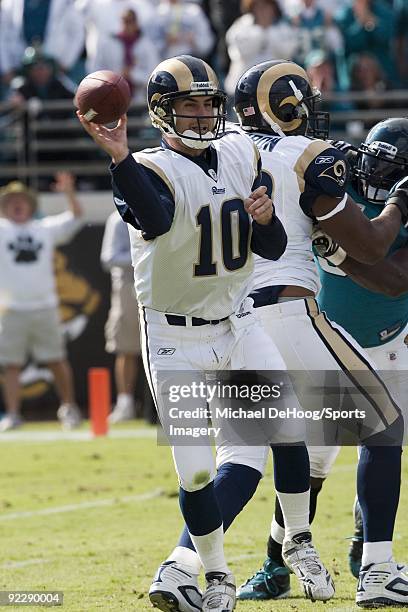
[242,130,335,294]
[128,131,260,318]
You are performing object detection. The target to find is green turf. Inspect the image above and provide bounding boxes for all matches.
[0,422,407,611]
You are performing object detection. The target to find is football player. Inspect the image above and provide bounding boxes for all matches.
[231,64,407,607]
[77,55,320,612]
[312,118,408,585]
[153,60,408,609]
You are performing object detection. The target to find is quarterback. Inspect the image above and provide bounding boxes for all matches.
[77,55,323,612]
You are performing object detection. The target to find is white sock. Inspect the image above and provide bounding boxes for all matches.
[116,393,133,407]
[276,489,310,540]
[362,541,393,566]
[166,546,201,574]
[271,517,285,545]
[189,524,229,574]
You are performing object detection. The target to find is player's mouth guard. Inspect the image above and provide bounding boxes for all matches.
[261,80,310,137]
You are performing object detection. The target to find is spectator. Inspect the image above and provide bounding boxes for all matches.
[206,0,241,75]
[394,0,408,86]
[349,52,390,109]
[96,9,159,105]
[334,0,398,88]
[155,0,214,61]
[304,49,354,135]
[0,174,84,432]
[100,211,142,424]
[224,0,298,96]
[8,47,76,110]
[0,0,84,90]
[6,47,77,186]
[76,0,155,75]
[292,0,342,67]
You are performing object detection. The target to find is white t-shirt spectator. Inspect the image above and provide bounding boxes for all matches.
[155,0,214,60]
[224,13,298,95]
[76,0,155,74]
[0,0,85,76]
[96,33,159,104]
[0,212,83,310]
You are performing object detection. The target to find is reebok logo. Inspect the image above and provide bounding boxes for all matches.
[315,156,334,164]
[212,186,225,194]
[236,311,250,319]
[157,348,176,355]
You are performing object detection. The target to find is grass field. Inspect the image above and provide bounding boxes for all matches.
[0,421,407,611]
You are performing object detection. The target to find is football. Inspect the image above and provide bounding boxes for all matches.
[74,70,131,124]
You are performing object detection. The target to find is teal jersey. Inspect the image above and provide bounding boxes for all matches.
[316,185,408,348]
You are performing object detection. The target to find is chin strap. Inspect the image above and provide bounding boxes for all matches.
[261,112,285,137]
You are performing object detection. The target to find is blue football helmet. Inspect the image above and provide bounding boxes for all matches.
[234,60,329,139]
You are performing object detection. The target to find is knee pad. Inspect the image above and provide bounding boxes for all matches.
[216,444,269,475]
[179,468,215,492]
[309,445,340,479]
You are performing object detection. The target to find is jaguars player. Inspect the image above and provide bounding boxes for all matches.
[151,61,408,610]
[77,55,323,612]
[313,117,408,585]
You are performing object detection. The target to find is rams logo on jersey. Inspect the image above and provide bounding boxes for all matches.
[318,160,347,187]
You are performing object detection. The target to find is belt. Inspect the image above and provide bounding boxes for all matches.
[165,314,229,326]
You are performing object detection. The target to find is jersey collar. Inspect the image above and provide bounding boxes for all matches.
[161,139,219,181]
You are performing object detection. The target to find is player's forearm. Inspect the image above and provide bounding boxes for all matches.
[318,197,401,264]
[250,215,287,260]
[110,153,173,235]
[339,253,408,297]
[367,207,404,261]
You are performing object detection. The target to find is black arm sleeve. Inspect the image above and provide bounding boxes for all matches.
[250,215,287,260]
[299,147,348,218]
[110,153,175,238]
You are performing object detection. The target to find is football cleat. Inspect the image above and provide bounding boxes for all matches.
[282,532,335,602]
[349,497,363,579]
[149,561,202,612]
[237,557,290,600]
[356,561,408,607]
[0,413,23,432]
[57,403,82,430]
[202,572,235,611]
[108,399,135,424]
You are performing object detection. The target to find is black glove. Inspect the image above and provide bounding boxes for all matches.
[385,176,408,227]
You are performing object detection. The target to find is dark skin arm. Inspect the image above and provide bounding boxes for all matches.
[339,247,408,297]
[312,194,402,264]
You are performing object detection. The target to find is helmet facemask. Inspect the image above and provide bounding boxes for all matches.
[355,141,408,204]
[150,89,227,150]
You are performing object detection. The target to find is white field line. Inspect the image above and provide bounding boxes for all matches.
[1,558,51,569]
[0,488,163,522]
[0,428,156,442]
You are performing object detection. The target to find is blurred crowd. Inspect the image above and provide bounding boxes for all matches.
[0,0,407,116]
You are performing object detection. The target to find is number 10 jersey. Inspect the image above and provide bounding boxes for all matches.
[128,131,261,319]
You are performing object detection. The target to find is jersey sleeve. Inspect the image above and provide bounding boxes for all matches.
[110,153,175,239]
[294,142,349,218]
